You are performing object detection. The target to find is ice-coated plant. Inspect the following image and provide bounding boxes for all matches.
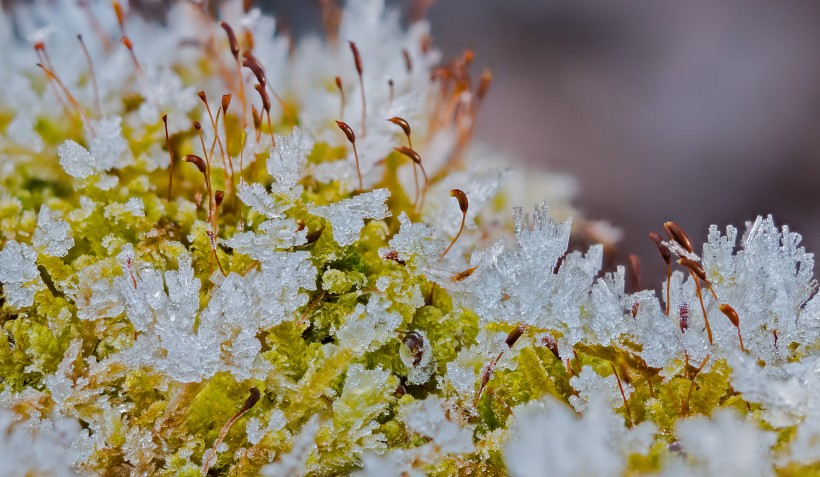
[0,1,819,476]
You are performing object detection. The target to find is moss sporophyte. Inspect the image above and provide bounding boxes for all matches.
[1,1,820,476]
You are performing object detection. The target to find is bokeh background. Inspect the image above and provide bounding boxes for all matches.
[259,0,820,279]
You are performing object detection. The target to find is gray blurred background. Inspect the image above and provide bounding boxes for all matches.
[257,0,820,279]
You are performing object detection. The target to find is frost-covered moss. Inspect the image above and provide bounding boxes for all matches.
[1,1,819,476]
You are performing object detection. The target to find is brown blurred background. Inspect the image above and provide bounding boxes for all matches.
[259,0,820,278]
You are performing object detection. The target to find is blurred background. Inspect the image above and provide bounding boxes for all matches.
[259,0,820,279]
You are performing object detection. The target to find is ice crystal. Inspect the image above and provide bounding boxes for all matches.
[309,188,391,246]
[261,416,320,477]
[671,409,776,477]
[32,205,73,257]
[0,240,44,308]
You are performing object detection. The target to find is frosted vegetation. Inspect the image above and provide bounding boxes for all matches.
[0,0,818,476]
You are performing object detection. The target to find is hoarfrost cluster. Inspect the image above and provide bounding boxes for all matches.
[0,0,818,475]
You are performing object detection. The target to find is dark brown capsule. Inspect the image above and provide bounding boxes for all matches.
[241,387,261,412]
[220,21,240,59]
[648,232,671,265]
[335,76,343,90]
[348,40,363,74]
[664,221,694,254]
[242,53,267,86]
[387,117,411,138]
[197,90,207,102]
[254,83,271,112]
[505,324,527,348]
[404,331,425,366]
[719,304,740,328]
[193,120,202,131]
[221,93,231,113]
[252,105,262,130]
[395,146,421,165]
[335,120,356,144]
[450,189,468,214]
[184,154,207,174]
[678,257,707,282]
[214,190,225,207]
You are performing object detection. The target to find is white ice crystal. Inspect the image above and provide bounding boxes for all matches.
[505,396,631,477]
[336,296,402,353]
[401,397,474,455]
[262,416,321,477]
[569,365,633,413]
[0,240,45,308]
[0,410,90,477]
[670,409,776,477]
[32,205,73,257]
[309,188,391,246]
[728,352,820,427]
[268,127,313,198]
[57,116,129,179]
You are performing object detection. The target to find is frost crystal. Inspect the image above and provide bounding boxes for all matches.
[672,409,776,477]
[505,397,625,477]
[261,416,320,477]
[309,188,391,246]
[32,205,73,257]
[569,365,633,412]
[0,240,45,308]
[0,411,89,477]
[268,127,313,198]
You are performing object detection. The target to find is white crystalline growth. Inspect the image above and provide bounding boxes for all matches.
[380,212,446,272]
[246,410,287,445]
[336,296,402,353]
[114,247,316,382]
[401,397,474,455]
[0,240,45,308]
[309,188,391,246]
[226,218,308,262]
[262,416,320,477]
[268,127,313,198]
[0,410,91,477]
[236,182,292,219]
[57,116,129,179]
[504,396,644,477]
[569,365,633,413]
[32,205,73,257]
[701,216,819,363]
[671,409,776,477]
[728,352,820,427]
[330,364,394,454]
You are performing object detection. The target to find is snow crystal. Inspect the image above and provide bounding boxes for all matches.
[504,396,626,477]
[58,140,95,179]
[380,212,446,271]
[225,218,307,262]
[236,182,291,219]
[401,397,474,455]
[262,416,320,477]
[268,127,313,198]
[673,409,775,477]
[246,410,286,445]
[336,296,402,353]
[0,240,45,308]
[309,188,391,246]
[0,410,90,476]
[569,365,633,413]
[728,352,820,427]
[32,205,73,257]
